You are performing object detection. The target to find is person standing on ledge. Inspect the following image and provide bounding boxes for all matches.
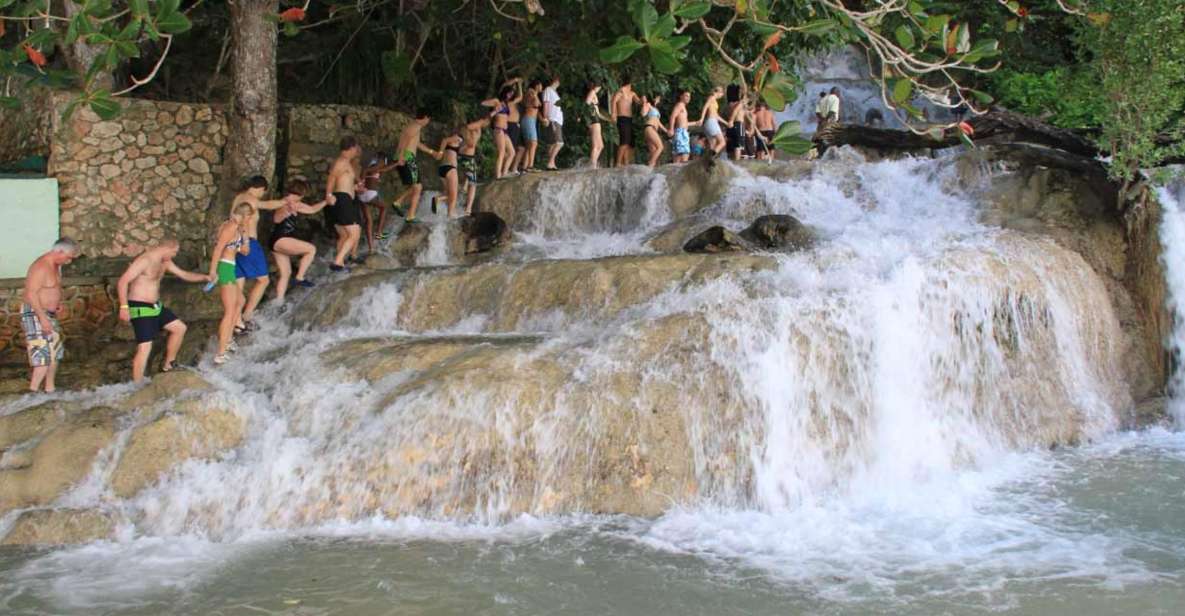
[540,75,564,171]
[325,136,363,271]
[822,87,842,128]
[393,109,437,223]
[116,240,211,382]
[21,238,80,393]
[668,89,692,164]
[611,78,641,167]
[231,176,290,328]
[814,91,828,132]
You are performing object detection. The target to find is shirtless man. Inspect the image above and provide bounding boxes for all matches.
[459,115,491,215]
[325,136,363,271]
[392,109,438,223]
[231,176,290,326]
[116,240,211,382]
[668,89,692,163]
[753,101,777,160]
[610,78,641,167]
[21,238,80,392]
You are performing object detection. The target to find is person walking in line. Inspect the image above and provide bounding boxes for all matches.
[640,94,671,168]
[575,83,609,169]
[324,136,363,271]
[20,238,81,393]
[724,84,748,161]
[611,78,641,167]
[116,240,210,382]
[392,109,436,223]
[482,78,522,179]
[459,115,491,215]
[270,180,328,302]
[357,154,398,249]
[521,80,543,173]
[814,91,828,131]
[668,89,692,163]
[231,176,290,327]
[823,87,841,127]
[209,203,253,365]
[432,130,465,218]
[696,86,727,155]
[754,100,776,160]
[540,76,564,171]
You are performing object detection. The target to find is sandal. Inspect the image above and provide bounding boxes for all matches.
[213,354,229,365]
[160,362,175,373]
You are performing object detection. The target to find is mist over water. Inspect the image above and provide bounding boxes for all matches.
[2,152,1183,614]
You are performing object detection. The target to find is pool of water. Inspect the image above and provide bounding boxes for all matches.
[2,429,1182,616]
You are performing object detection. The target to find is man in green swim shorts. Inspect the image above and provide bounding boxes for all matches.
[392,108,436,223]
[117,239,213,382]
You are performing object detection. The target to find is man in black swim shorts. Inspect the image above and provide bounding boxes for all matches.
[116,240,211,382]
[611,78,641,167]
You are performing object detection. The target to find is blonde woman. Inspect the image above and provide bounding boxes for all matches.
[209,202,252,365]
[695,86,728,155]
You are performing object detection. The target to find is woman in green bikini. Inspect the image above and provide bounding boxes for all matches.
[209,202,252,365]
[576,83,609,169]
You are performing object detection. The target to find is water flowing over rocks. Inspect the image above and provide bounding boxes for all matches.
[0,146,1171,547]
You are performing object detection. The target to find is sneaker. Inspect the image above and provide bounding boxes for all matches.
[329,264,349,272]
[213,353,229,365]
[294,278,315,288]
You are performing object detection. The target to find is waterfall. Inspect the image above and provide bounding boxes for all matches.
[0,151,1135,543]
[1158,182,1185,425]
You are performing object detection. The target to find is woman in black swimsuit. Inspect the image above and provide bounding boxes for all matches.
[271,179,328,302]
[433,131,465,218]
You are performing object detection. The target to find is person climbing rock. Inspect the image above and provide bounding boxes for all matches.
[116,240,211,382]
[325,136,364,271]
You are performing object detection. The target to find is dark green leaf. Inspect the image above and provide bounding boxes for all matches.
[648,39,681,74]
[761,84,785,111]
[633,1,659,39]
[747,20,779,36]
[924,14,950,35]
[89,91,121,120]
[959,130,975,148]
[599,36,646,64]
[129,0,150,18]
[668,35,691,50]
[114,40,139,59]
[673,1,711,19]
[894,25,915,49]
[84,0,113,18]
[652,13,676,40]
[155,10,191,35]
[0,96,19,109]
[967,89,994,104]
[798,19,836,35]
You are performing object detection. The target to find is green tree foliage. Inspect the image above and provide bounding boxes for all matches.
[1077,0,1185,184]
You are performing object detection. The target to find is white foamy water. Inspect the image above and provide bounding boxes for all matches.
[2,151,1177,615]
[1158,181,1185,425]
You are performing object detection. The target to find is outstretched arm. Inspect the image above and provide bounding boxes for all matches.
[297,199,329,215]
[165,259,210,283]
[254,197,287,211]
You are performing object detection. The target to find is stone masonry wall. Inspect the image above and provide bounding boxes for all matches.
[0,278,115,360]
[48,93,226,263]
[282,103,424,198]
[0,83,53,165]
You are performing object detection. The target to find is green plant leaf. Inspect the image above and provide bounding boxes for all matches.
[652,13,676,40]
[668,35,691,50]
[891,78,913,104]
[895,25,915,49]
[0,96,20,109]
[967,89,994,104]
[633,1,659,39]
[84,0,113,18]
[924,14,950,35]
[114,40,140,59]
[648,39,681,74]
[155,10,191,35]
[89,91,121,120]
[599,36,646,64]
[673,1,711,19]
[283,21,299,37]
[959,130,975,148]
[771,121,812,155]
[761,85,785,111]
[129,0,150,18]
[799,19,835,35]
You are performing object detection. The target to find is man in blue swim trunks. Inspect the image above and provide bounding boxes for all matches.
[668,89,692,163]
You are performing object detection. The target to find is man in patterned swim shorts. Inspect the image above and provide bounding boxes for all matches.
[21,238,81,392]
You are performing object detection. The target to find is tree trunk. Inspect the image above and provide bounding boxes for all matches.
[58,1,115,91]
[208,0,279,244]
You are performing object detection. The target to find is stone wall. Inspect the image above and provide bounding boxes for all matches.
[0,84,53,165]
[48,93,226,263]
[0,277,115,360]
[282,103,426,197]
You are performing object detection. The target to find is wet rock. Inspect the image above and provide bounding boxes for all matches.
[0,412,118,514]
[110,399,245,498]
[643,215,715,253]
[452,212,511,255]
[1,508,115,546]
[391,222,432,266]
[115,369,215,413]
[739,214,817,251]
[683,226,749,253]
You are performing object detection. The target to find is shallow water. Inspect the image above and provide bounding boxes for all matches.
[2,429,1183,615]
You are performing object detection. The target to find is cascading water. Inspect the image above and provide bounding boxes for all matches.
[1158,180,1185,425]
[3,151,1183,615]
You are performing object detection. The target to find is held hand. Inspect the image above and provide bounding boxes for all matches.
[327,194,337,205]
[118,306,130,323]
[207,273,217,283]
